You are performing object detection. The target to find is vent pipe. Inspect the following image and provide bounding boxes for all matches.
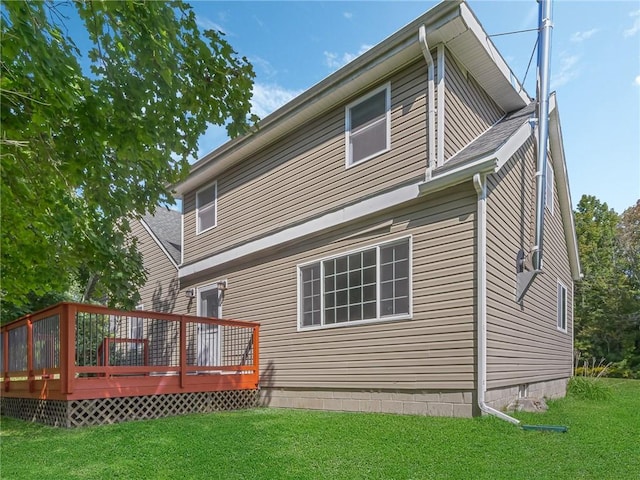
[516,0,553,302]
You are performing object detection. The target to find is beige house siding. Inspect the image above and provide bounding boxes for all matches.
[182,58,432,266]
[485,139,573,390]
[182,185,477,391]
[131,219,187,314]
[443,49,505,161]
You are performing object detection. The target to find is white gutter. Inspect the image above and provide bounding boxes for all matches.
[419,25,437,179]
[473,173,521,425]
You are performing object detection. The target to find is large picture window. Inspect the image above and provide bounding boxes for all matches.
[299,237,411,330]
[196,182,217,234]
[345,83,390,167]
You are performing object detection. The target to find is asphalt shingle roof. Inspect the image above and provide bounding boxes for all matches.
[142,207,181,265]
[435,102,536,175]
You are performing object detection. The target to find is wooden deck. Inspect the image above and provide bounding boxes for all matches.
[1,302,260,402]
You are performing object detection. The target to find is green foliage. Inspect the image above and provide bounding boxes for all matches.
[1,1,256,319]
[2,379,640,479]
[573,195,640,375]
[567,376,612,401]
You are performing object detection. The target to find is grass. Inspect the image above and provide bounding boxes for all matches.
[1,379,638,480]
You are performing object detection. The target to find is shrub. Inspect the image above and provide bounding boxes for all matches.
[567,376,612,400]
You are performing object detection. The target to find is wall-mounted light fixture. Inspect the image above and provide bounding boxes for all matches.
[217,280,228,292]
[185,288,196,299]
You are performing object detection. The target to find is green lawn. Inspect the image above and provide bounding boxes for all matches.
[1,379,638,480]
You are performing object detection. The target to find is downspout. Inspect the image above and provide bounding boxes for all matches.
[419,25,436,179]
[474,173,521,425]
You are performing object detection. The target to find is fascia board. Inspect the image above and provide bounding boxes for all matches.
[179,182,422,279]
[549,93,582,281]
[419,157,497,196]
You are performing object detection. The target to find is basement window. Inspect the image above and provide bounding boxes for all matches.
[345,83,391,167]
[298,237,411,330]
[196,181,217,234]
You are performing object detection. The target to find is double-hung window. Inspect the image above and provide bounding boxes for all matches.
[299,237,411,330]
[345,83,391,167]
[196,182,217,234]
[557,280,567,332]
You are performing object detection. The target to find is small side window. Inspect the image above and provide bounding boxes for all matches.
[345,84,390,167]
[557,281,567,332]
[545,161,554,215]
[196,182,217,234]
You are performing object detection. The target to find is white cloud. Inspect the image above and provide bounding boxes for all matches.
[196,15,226,34]
[323,44,373,70]
[634,75,640,87]
[570,28,599,43]
[251,83,303,118]
[623,9,640,37]
[551,54,580,89]
[343,12,353,20]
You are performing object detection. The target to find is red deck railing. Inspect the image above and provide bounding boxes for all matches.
[0,302,260,401]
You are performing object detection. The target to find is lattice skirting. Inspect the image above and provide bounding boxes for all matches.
[0,390,259,428]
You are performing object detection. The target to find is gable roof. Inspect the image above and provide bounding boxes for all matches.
[140,208,182,267]
[174,0,529,196]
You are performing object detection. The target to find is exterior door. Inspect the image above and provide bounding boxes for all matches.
[197,286,221,367]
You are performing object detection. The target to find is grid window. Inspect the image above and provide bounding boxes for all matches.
[299,238,411,330]
[346,84,390,166]
[196,182,217,233]
[557,281,567,332]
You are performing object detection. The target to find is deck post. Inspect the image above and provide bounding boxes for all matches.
[60,303,75,395]
[27,316,34,392]
[180,316,187,389]
[2,328,9,392]
[253,324,260,388]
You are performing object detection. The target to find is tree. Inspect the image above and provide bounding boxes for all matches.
[1,1,256,319]
[574,195,639,371]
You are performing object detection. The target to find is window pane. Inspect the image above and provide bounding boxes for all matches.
[380,240,410,317]
[300,264,320,327]
[363,266,376,285]
[381,263,393,281]
[197,184,216,208]
[349,287,361,304]
[380,299,394,316]
[395,297,409,315]
[325,309,335,324]
[351,120,387,163]
[336,257,347,273]
[336,273,348,290]
[324,260,334,275]
[336,307,348,323]
[325,292,335,308]
[198,205,216,232]
[363,284,376,302]
[351,90,386,130]
[363,249,376,267]
[349,304,362,322]
[349,269,361,287]
[363,302,376,319]
[349,253,362,269]
[336,289,348,307]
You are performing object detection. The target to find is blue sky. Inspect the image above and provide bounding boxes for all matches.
[189,0,640,214]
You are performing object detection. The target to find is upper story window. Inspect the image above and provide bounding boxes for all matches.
[298,236,411,330]
[345,83,391,167]
[557,280,567,332]
[196,181,217,234]
[545,160,554,215]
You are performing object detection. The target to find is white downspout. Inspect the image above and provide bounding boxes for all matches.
[419,25,436,179]
[473,173,521,425]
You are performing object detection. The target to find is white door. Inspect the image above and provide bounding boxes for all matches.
[197,286,221,367]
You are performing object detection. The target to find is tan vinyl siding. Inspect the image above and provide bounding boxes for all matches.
[131,219,188,315]
[182,60,429,265]
[182,185,477,391]
[443,49,504,160]
[485,139,573,389]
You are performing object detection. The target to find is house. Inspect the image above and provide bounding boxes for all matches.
[167,0,580,418]
[131,207,188,314]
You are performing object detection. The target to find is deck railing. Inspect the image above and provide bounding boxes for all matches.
[0,302,259,401]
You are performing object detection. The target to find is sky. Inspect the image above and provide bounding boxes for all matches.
[186,0,640,215]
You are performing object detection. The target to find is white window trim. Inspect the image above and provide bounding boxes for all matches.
[297,235,412,332]
[557,279,568,333]
[545,159,554,216]
[344,82,391,169]
[195,181,217,235]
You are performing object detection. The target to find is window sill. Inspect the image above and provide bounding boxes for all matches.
[297,313,412,332]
